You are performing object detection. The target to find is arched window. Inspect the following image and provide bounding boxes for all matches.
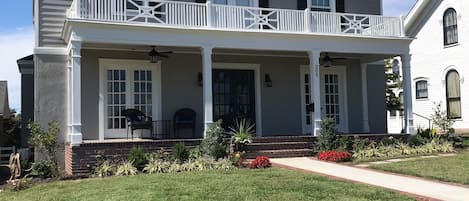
[446,70,461,119]
[415,80,428,99]
[443,8,458,46]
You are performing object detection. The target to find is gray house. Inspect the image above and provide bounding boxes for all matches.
[0,81,10,146]
[33,0,415,174]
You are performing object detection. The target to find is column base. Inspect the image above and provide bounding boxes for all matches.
[406,119,416,134]
[313,120,322,136]
[69,124,83,146]
[203,121,214,138]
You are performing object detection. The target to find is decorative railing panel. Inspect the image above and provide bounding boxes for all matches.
[68,0,404,38]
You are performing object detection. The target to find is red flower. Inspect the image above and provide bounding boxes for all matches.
[248,156,271,169]
[317,151,352,162]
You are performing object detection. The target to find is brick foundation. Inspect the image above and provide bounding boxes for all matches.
[64,139,202,175]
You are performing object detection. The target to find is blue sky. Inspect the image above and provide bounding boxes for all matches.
[0,0,416,112]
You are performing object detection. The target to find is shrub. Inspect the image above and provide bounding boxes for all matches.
[143,159,170,174]
[231,152,246,167]
[318,151,352,162]
[172,143,189,162]
[211,144,228,160]
[6,178,30,191]
[96,161,115,178]
[229,119,254,146]
[215,158,235,171]
[316,118,339,152]
[28,121,59,161]
[128,147,148,170]
[407,134,426,147]
[248,156,271,169]
[27,160,57,178]
[352,137,369,152]
[115,161,138,176]
[200,120,229,159]
[352,141,455,160]
[431,102,455,134]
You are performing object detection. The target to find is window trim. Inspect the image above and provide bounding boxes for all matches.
[443,8,458,47]
[415,80,429,100]
[445,70,462,119]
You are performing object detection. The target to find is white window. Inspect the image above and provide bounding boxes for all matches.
[312,0,332,12]
[415,80,428,99]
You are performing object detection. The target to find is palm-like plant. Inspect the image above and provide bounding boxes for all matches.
[228,119,255,145]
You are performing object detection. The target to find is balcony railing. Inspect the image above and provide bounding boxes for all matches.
[67,0,405,38]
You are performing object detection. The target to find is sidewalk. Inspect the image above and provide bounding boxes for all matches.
[271,157,469,201]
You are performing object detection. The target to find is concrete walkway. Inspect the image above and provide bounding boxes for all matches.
[271,157,469,201]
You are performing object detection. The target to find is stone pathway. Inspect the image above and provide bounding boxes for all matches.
[271,157,469,201]
[355,153,457,167]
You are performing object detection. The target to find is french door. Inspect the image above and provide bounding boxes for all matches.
[300,66,348,134]
[213,69,256,130]
[100,59,161,139]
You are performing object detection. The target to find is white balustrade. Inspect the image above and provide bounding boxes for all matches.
[68,0,404,38]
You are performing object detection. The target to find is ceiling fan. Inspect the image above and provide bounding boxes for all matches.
[321,53,346,67]
[148,46,173,63]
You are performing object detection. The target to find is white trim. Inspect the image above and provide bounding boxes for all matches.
[33,47,68,55]
[98,59,162,139]
[320,65,349,133]
[441,65,464,85]
[34,0,39,47]
[212,62,262,136]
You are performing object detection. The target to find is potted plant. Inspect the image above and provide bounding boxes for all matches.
[228,119,254,152]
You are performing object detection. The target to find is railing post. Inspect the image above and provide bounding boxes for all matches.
[304,8,311,32]
[399,15,405,37]
[76,0,81,18]
[206,0,213,28]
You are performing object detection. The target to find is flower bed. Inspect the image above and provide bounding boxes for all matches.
[248,156,271,169]
[317,151,352,162]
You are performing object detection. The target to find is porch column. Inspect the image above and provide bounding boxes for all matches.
[401,54,416,134]
[361,63,370,133]
[69,39,83,145]
[308,50,322,136]
[202,46,213,137]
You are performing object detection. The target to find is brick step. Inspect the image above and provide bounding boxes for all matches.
[245,142,314,151]
[251,136,315,143]
[245,149,314,159]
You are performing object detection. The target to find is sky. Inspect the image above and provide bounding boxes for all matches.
[0,0,416,112]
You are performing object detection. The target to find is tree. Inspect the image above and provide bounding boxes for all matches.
[385,58,402,112]
[2,109,21,146]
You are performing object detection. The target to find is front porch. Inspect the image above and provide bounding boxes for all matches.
[74,45,406,143]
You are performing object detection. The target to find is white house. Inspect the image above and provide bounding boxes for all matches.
[30,0,415,174]
[391,0,468,134]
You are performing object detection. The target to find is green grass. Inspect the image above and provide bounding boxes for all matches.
[370,152,469,185]
[0,168,413,201]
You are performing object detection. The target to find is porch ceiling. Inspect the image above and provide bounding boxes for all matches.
[82,43,393,62]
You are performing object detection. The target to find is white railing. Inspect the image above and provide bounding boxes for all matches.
[69,0,404,38]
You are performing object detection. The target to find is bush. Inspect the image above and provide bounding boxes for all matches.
[27,160,57,178]
[172,143,189,162]
[316,118,339,152]
[96,161,115,178]
[200,120,229,159]
[407,134,426,147]
[115,161,138,176]
[318,151,352,162]
[248,156,271,169]
[28,121,59,161]
[143,159,170,174]
[128,147,148,170]
[211,144,228,160]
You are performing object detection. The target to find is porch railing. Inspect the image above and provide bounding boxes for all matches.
[67,0,405,38]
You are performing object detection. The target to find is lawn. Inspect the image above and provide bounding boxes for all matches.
[370,151,469,185]
[0,168,413,201]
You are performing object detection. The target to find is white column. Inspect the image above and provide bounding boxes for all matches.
[202,46,213,137]
[69,39,83,145]
[206,0,213,28]
[361,63,370,133]
[401,54,416,134]
[308,50,322,136]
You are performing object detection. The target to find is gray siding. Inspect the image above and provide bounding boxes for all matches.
[366,64,387,133]
[37,0,72,47]
[345,0,382,15]
[269,0,297,9]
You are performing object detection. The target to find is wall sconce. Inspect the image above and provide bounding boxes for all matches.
[265,74,272,87]
[198,72,203,87]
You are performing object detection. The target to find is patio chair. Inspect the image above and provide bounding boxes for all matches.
[173,108,196,138]
[122,109,153,139]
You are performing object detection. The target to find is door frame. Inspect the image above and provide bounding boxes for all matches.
[300,65,349,134]
[213,63,262,136]
[98,59,162,140]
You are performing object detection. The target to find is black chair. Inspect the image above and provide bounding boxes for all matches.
[173,108,196,138]
[122,109,153,139]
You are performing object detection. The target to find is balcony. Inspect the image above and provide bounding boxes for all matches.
[67,0,405,38]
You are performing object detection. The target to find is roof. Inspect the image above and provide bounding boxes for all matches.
[404,0,442,38]
[17,54,34,74]
[0,81,10,118]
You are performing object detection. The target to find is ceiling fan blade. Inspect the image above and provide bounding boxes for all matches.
[156,54,169,58]
[158,51,173,54]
